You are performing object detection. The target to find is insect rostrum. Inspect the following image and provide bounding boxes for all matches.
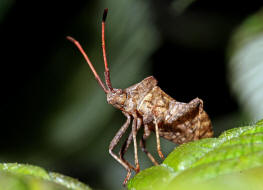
[67,8,213,186]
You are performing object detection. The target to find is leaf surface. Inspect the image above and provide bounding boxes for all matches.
[128,120,263,190]
[0,163,91,190]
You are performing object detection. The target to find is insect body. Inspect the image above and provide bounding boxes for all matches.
[67,8,213,186]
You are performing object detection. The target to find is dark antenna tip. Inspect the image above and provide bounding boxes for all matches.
[102,8,108,22]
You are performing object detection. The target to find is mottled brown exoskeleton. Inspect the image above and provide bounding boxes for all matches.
[67,8,213,186]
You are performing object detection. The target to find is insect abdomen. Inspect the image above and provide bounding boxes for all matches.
[161,98,213,144]
[137,87,213,144]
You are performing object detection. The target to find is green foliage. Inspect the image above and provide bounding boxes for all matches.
[128,120,263,190]
[227,8,263,121]
[49,172,91,190]
[0,163,91,190]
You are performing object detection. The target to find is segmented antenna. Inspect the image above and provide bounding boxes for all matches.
[102,8,113,91]
[67,8,113,94]
[66,36,108,93]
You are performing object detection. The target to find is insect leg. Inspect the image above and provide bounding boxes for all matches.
[132,116,140,173]
[154,117,165,160]
[139,125,159,165]
[119,118,142,171]
[109,112,133,186]
[118,132,135,171]
[119,132,133,160]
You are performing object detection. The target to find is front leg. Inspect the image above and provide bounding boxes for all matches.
[119,118,142,172]
[109,112,133,186]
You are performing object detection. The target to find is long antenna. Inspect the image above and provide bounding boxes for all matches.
[66,36,108,93]
[102,8,113,91]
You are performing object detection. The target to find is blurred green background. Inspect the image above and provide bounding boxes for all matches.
[1,0,263,189]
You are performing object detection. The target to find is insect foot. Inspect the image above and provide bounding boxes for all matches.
[67,8,213,186]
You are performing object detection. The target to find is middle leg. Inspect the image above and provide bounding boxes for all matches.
[132,116,140,173]
[139,124,159,165]
[154,117,165,160]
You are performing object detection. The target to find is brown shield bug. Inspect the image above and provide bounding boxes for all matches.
[67,8,213,186]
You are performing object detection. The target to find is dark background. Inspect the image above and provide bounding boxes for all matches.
[0,0,262,189]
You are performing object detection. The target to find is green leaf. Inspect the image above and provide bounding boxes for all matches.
[0,163,50,180]
[128,120,263,190]
[49,172,91,190]
[0,172,63,190]
[0,163,91,190]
